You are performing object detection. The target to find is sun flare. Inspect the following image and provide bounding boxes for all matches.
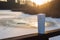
[31,0,52,5]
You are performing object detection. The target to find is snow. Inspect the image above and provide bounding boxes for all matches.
[49,35,60,40]
[0,18,60,39]
[0,26,37,39]
[0,10,60,39]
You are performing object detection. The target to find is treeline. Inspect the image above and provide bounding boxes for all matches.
[0,0,60,18]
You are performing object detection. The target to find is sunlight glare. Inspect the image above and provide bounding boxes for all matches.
[31,0,52,5]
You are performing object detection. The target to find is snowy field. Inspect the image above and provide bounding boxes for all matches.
[0,19,60,40]
[0,10,60,40]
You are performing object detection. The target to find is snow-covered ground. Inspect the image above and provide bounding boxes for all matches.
[0,10,60,40]
[0,26,37,39]
[49,35,60,40]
